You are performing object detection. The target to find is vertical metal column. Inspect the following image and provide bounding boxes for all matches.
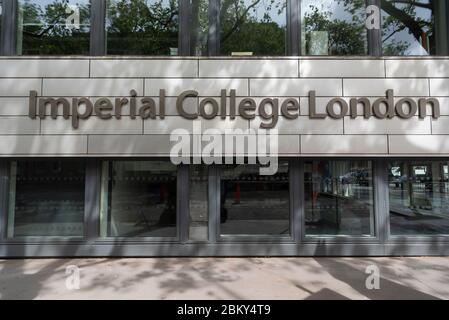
[0,0,17,55]
[208,165,219,243]
[0,161,9,239]
[374,159,389,247]
[297,159,305,242]
[366,0,382,56]
[208,0,220,56]
[178,165,190,243]
[90,0,106,56]
[287,0,301,56]
[84,159,101,240]
[178,0,191,56]
[290,159,303,243]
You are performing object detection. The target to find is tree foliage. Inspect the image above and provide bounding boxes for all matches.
[16,0,439,56]
[19,0,90,55]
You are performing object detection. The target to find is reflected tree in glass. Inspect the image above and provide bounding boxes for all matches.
[381,0,446,55]
[189,0,209,55]
[302,0,367,55]
[304,160,375,236]
[106,0,179,55]
[220,0,287,56]
[17,0,91,55]
[0,0,3,39]
[388,161,449,235]
[301,0,447,56]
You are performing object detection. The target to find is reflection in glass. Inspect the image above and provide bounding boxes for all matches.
[220,0,287,56]
[106,0,179,55]
[0,0,3,42]
[301,0,367,55]
[304,160,375,236]
[17,0,91,55]
[100,160,177,238]
[220,162,290,236]
[189,0,209,55]
[388,161,449,235]
[382,0,448,55]
[8,160,85,237]
[189,166,208,241]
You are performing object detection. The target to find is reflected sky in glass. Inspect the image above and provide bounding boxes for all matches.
[382,0,433,55]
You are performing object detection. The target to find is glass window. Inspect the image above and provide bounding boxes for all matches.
[106,0,179,55]
[17,0,91,55]
[0,0,3,45]
[100,160,178,238]
[189,166,208,241]
[189,0,209,55]
[220,0,287,56]
[388,160,449,235]
[382,0,448,55]
[301,0,367,55]
[7,160,86,238]
[219,161,290,236]
[304,160,375,236]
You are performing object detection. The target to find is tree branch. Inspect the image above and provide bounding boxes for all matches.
[381,0,426,42]
[221,0,263,44]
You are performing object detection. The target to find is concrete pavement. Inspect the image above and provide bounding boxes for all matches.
[1,257,449,299]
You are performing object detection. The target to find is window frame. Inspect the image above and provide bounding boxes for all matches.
[385,157,449,242]
[300,158,379,243]
[214,158,298,243]
[0,0,405,57]
[96,158,187,243]
[1,158,89,242]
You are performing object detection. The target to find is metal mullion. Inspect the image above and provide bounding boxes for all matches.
[90,0,106,56]
[1,0,18,56]
[178,165,189,243]
[208,164,219,243]
[84,159,101,240]
[289,158,301,243]
[374,159,389,246]
[208,0,220,56]
[178,0,190,56]
[447,0,449,55]
[366,0,382,56]
[296,158,305,243]
[287,0,300,56]
[0,160,9,240]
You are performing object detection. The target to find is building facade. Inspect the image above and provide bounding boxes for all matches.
[1,0,449,257]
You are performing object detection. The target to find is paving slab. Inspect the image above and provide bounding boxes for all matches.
[0,257,448,300]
